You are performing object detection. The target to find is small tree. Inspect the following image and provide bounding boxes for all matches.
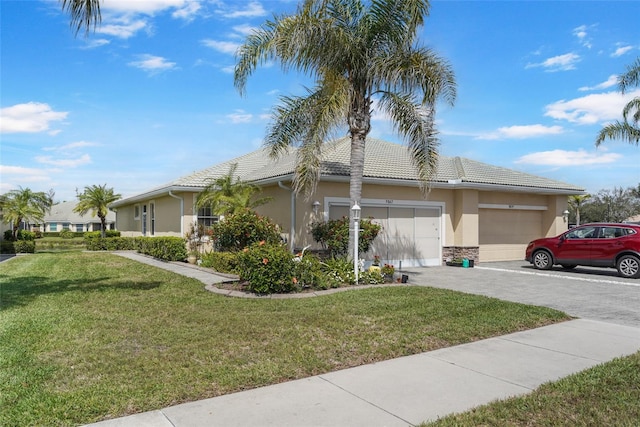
[568,194,591,226]
[0,187,53,240]
[74,184,121,238]
[311,217,381,258]
[211,209,281,252]
[580,186,640,223]
[196,164,271,217]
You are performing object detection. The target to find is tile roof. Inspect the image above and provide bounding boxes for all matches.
[46,201,116,223]
[113,137,584,206]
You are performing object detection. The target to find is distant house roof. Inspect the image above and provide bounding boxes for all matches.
[111,137,585,207]
[46,201,115,224]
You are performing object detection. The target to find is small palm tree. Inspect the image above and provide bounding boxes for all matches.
[195,164,271,217]
[596,57,640,146]
[60,0,101,36]
[74,184,121,238]
[0,187,53,239]
[568,194,591,226]
[235,0,456,255]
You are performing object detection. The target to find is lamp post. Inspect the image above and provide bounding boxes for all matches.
[352,202,361,283]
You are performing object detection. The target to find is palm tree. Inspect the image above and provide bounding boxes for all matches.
[0,187,53,239]
[74,184,121,238]
[195,164,271,216]
[596,57,640,146]
[568,194,591,226]
[235,0,456,256]
[60,0,101,36]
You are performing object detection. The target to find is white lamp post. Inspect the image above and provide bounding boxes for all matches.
[352,202,361,283]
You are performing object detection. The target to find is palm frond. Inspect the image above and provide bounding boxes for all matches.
[596,121,640,146]
[378,92,439,191]
[60,0,101,36]
[619,57,640,94]
[622,97,640,124]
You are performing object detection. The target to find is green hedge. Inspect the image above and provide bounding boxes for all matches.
[200,251,240,273]
[84,236,187,262]
[1,240,35,254]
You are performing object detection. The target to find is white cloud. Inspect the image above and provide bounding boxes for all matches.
[526,53,581,72]
[201,39,240,55]
[232,24,256,37]
[80,38,110,49]
[477,124,564,140]
[573,25,592,48]
[172,1,202,20]
[0,102,68,134]
[43,141,100,151]
[220,65,235,74]
[544,89,640,125]
[102,0,198,15]
[97,19,148,39]
[128,54,177,73]
[515,149,622,166]
[579,75,618,91]
[612,45,634,57]
[220,1,266,18]
[35,154,92,168]
[226,110,252,124]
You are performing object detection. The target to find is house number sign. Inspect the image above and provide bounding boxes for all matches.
[386,199,394,204]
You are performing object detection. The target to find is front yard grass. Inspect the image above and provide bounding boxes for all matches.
[424,351,640,426]
[1,252,569,426]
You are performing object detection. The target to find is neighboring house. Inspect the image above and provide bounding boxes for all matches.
[44,201,116,233]
[110,137,585,265]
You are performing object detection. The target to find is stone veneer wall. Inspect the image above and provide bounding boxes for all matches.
[442,246,480,264]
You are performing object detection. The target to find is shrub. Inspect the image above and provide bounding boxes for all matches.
[3,229,36,241]
[237,242,296,294]
[292,252,332,290]
[311,216,381,257]
[136,237,187,261]
[212,210,281,252]
[359,269,384,285]
[321,256,355,286]
[84,237,136,251]
[200,251,239,273]
[59,229,75,239]
[11,240,36,253]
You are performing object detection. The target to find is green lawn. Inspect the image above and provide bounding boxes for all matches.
[1,252,569,426]
[424,351,640,426]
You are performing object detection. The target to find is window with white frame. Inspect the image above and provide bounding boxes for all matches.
[197,206,218,227]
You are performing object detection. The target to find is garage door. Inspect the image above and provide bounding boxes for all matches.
[479,209,543,261]
[329,205,441,267]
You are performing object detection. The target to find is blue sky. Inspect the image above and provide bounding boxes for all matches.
[1,0,639,202]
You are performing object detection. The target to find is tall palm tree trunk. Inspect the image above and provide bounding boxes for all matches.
[347,92,371,261]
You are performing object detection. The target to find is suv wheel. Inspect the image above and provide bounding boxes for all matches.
[617,255,640,278]
[532,250,553,270]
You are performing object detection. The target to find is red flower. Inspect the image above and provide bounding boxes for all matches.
[292,277,298,284]
[259,240,265,246]
[262,258,269,265]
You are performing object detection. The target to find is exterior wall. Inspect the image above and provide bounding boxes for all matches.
[115,192,192,237]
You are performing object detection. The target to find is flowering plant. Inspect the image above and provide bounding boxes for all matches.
[381,263,395,276]
[373,255,381,266]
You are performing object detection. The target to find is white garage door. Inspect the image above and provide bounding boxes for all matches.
[479,209,543,261]
[330,205,441,267]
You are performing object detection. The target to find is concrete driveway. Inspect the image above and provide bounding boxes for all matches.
[404,261,640,328]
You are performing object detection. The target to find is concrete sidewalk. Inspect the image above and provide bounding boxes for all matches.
[90,254,640,426]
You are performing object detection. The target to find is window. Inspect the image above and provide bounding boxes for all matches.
[75,224,84,232]
[134,205,140,220]
[50,223,57,232]
[566,226,597,239]
[62,223,70,231]
[197,207,218,227]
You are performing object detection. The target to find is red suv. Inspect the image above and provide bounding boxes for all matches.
[525,223,640,278]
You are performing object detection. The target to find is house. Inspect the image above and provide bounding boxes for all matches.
[110,137,584,265]
[44,201,116,233]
